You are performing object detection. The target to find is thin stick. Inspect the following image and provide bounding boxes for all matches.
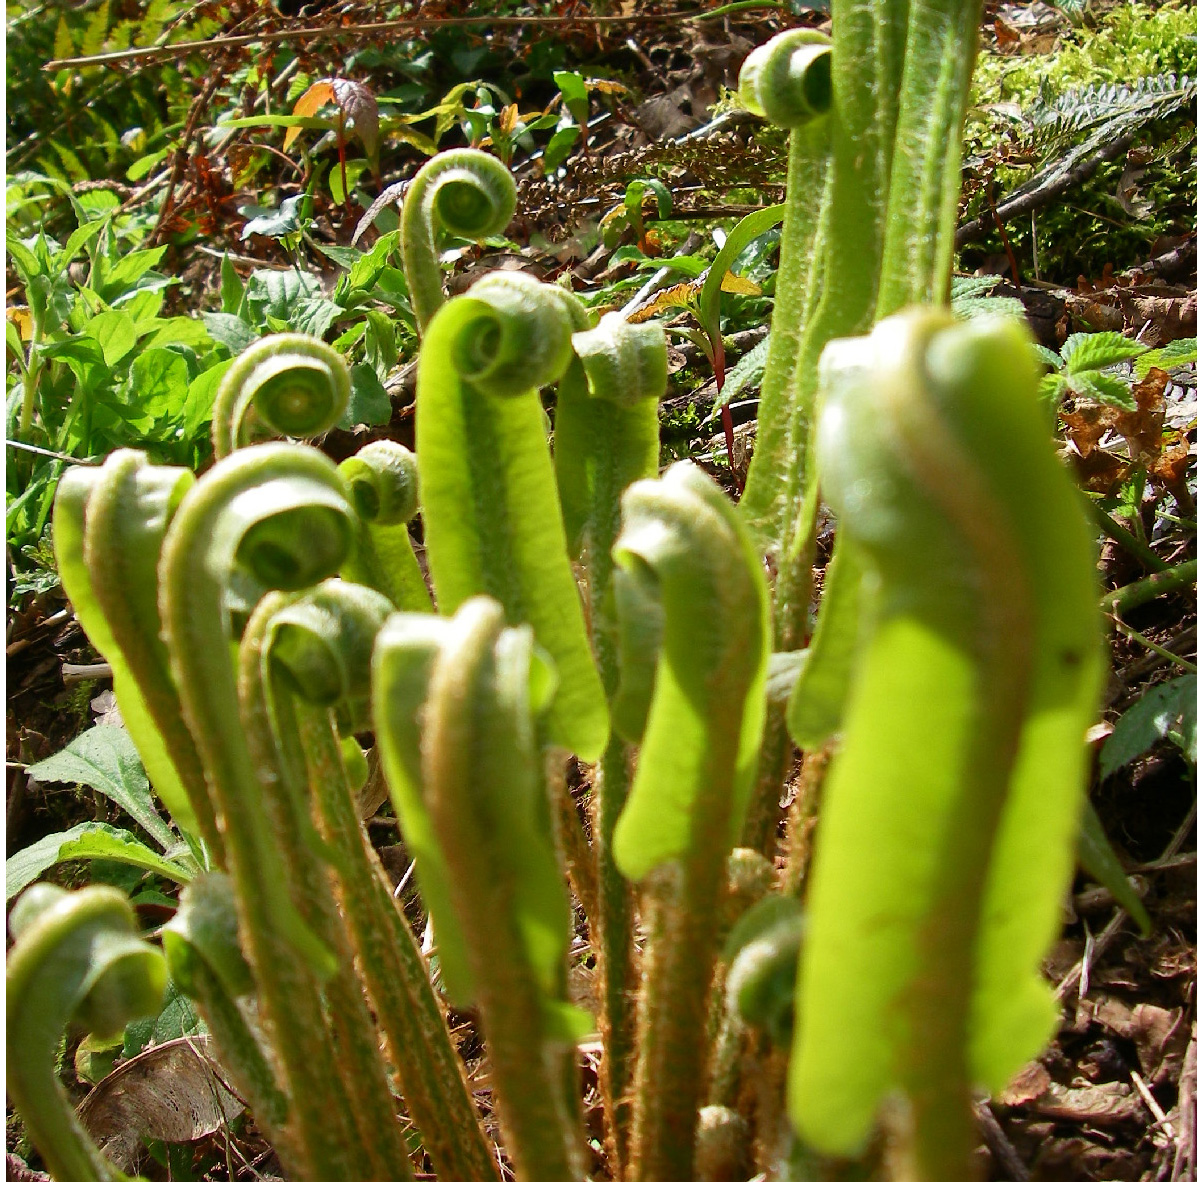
[44,4,784,71]
[974,1099,1030,1182]
[1109,615,1197,677]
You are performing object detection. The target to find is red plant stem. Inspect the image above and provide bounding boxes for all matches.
[714,336,742,492]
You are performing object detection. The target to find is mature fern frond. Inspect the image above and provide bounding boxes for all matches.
[1028,73,1197,159]
[988,73,1197,215]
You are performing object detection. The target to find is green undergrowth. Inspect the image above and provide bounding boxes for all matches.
[972,1,1197,99]
[962,0,1197,283]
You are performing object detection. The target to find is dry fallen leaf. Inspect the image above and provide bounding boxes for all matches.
[77,1036,244,1171]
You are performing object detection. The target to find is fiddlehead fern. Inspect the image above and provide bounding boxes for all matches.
[237,587,414,1182]
[374,597,590,1182]
[550,309,666,1168]
[400,147,519,334]
[162,874,291,1146]
[416,270,608,761]
[338,441,432,611]
[253,580,501,1182]
[877,0,984,311]
[739,29,832,129]
[236,589,416,1182]
[211,334,351,459]
[55,452,218,856]
[158,442,367,1182]
[7,884,166,1182]
[611,461,770,1182]
[731,30,835,859]
[554,312,666,577]
[736,30,833,568]
[790,311,1103,1179]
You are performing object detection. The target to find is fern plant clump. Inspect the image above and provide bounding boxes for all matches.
[6,3,1120,1181]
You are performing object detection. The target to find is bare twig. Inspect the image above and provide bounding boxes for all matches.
[974,1099,1031,1182]
[61,662,113,683]
[1136,237,1197,282]
[5,439,99,464]
[955,133,1135,247]
[44,5,782,71]
[1172,1024,1196,1182]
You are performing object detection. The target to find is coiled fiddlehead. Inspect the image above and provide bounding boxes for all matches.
[416,270,608,761]
[7,884,166,1182]
[55,452,218,856]
[162,874,291,1147]
[739,29,832,129]
[400,148,519,334]
[338,441,432,611]
[550,309,666,1167]
[158,442,366,1182]
[790,311,1103,1178]
[238,585,417,1182]
[554,312,666,577]
[211,334,351,459]
[610,462,770,1182]
[251,580,501,1182]
[374,597,589,1182]
[735,29,833,574]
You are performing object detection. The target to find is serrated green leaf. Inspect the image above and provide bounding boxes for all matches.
[5,821,192,902]
[28,726,175,850]
[1135,336,1197,378]
[949,275,1003,301]
[1039,371,1068,404]
[1061,331,1147,374]
[53,13,76,60]
[81,0,111,57]
[1032,343,1063,371]
[202,312,257,355]
[1069,369,1136,409]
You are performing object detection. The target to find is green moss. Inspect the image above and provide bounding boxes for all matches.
[972,2,1197,104]
[960,1,1197,283]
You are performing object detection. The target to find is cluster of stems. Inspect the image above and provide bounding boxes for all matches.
[8,8,1108,1182]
